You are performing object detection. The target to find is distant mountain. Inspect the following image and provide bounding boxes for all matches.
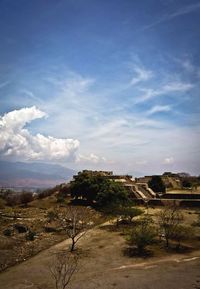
[0,161,76,188]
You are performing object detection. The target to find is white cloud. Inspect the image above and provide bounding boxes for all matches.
[0,106,80,161]
[137,81,194,103]
[163,82,194,93]
[1,106,46,130]
[77,153,106,164]
[130,66,153,86]
[147,105,171,115]
[4,65,198,174]
[134,118,162,128]
[163,157,174,165]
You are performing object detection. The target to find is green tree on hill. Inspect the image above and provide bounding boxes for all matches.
[148,175,166,194]
[96,181,129,207]
[70,171,130,207]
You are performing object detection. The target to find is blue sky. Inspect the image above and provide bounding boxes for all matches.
[0,0,199,176]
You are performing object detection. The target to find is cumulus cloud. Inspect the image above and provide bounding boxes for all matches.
[163,157,174,165]
[0,106,80,161]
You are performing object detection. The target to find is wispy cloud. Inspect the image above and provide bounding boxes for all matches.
[130,66,153,86]
[181,59,195,73]
[163,82,194,92]
[137,81,194,103]
[0,81,10,89]
[147,105,171,115]
[44,72,96,114]
[175,57,200,78]
[1,57,198,173]
[141,2,200,30]
[21,89,43,104]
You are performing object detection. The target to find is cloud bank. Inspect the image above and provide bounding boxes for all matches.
[0,106,80,161]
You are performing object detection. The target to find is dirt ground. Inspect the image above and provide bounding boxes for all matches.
[0,196,103,271]
[0,211,200,289]
[0,196,66,271]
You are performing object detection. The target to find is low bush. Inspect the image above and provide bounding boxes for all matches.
[14,223,28,233]
[3,228,13,237]
[128,216,156,255]
[26,230,36,241]
[44,226,58,233]
[47,210,58,222]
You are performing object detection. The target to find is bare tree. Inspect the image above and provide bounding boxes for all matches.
[59,206,94,252]
[50,252,78,289]
[157,202,183,248]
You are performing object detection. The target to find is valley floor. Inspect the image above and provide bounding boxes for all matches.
[0,220,200,289]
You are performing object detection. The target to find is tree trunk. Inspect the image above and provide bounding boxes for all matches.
[166,237,169,248]
[70,237,75,252]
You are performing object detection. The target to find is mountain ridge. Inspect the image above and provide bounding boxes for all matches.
[0,160,76,188]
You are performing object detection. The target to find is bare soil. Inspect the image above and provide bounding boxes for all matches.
[0,196,103,271]
[0,207,200,289]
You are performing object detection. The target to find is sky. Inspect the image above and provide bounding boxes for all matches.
[0,0,200,176]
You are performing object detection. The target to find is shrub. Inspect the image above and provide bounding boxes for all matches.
[129,217,156,255]
[44,226,58,233]
[20,192,33,206]
[14,223,28,233]
[57,196,65,203]
[47,210,58,222]
[170,225,194,250]
[157,204,183,248]
[26,230,36,241]
[3,228,13,237]
[5,194,20,207]
[119,206,143,223]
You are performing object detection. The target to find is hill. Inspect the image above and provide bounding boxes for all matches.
[0,161,76,188]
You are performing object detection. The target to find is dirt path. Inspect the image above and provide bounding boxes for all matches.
[0,223,200,289]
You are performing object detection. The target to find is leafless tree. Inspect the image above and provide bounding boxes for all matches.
[157,202,183,248]
[59,206,94,252]
[50,252,78,289]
